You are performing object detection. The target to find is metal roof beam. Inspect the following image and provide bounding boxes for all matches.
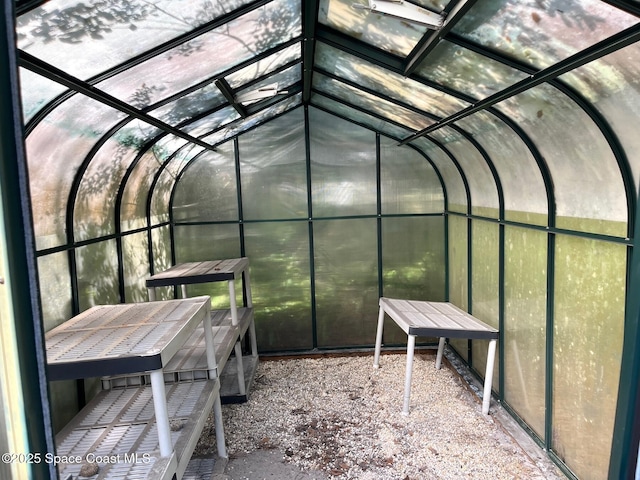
[400,22,640,145]
[302,0,319,103]
[215,78,248,119]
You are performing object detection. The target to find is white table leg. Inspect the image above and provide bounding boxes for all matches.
[149,369,172,457]
[373,304,385,368]
[402,334,416,416]
[202,304,218,378]
[249,319,258,357]
[482,339,497,415]
[435,337,446,369]
[228,279,238,326]
[147,287,156,301]
[234,340,246,395]
[212,395,227,459]
[180,284,188,298]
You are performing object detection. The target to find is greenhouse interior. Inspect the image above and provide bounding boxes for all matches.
[2,0,640,478]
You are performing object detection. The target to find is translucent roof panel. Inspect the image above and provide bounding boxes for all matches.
[26,94,128,250]
[559,43,640,198]
[16,0,259,80]
[495,83,628,237]
[310,93,413,140]
[313,73,433,131]
[415,40,529,101]
[315,43,471,118]
[147,83,227,126]
[19,68,67,123]
[453,0,640,70]
[319,0,450,56]
[225,43,302,89]
[233,64,302,105]
[94,0,302,109]
[455,111,548,225]
[427,127,500,217]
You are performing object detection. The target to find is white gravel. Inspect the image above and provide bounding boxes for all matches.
[196,352,563,479]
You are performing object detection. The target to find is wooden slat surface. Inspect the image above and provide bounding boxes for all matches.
[380,298,498,339]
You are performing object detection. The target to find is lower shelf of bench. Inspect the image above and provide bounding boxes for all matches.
[55,380,220,480]
[219,354,259,404]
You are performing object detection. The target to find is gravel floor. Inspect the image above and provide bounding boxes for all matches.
[195,352,564,480]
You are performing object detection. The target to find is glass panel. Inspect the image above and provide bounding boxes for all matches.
[313,73,433,131]
[381,216,446,345]
[429,127,499,218]
[19,68,67,123]
[416,40,528,100]
[201,93,302,147]
[380,136,444,214]
[313,218,378,347]
[455,111,548,226]
[149,225,174,301]
[225,43,301,88]
[151,142,204,226]
[315,43,470,118]
[412,136,467,213]
[244,222,312,351]
[173,224,242,308]
[95,0,302,108]
[122,232,150,303]
[233,64,301,105]
[26,95,127,250]
[75,120,161,241]
[311,94,412,140]
[239,109,307,220]
[496,84,627,236]
[560,43,640,198]
[181,106,241,138]
[172,143,238,222]
[75,240,120,312]
[553,235,625,480]
[470,219,499,391]
[309,108,376,217]
[504,226,547,439]
[148,84,227,126]
[319,0,449,56]
[38,252,72,332]
[447,214,468,360]
[17,0,258,79]
[454,0,639,70]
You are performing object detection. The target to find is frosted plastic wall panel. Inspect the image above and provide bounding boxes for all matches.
[309,108,377,217]
[225,43,302,88]
[315,44,470,118]
[412,137,467,213]
[560,44,640,197]
[504,226,546,439]
[313,218,378,347]
[122,232,150,303]
[310,94,412,140]
[173,224,242,308]
[75,240,120,312]
[27,95,127,250]
[380,136,444,214]
[95,0,302,108]
[381,216,446,345]
[150,142,204,226]
[150,225,174,301]
[75,120,161,241]
[496,84,627,237]
[453,0,639,70]
[429,127,499,217]
[19,68,67,123]
[201,94,302,147]
[455,112,548,225]
[447,214,468,360]
[172,143,238,222]
[313,74,433,131]
[415,40,528,100]
[17,0,258,80]
[470,220,500,391]
[120,137,175,234]
[243,222,313,351]
[239,109,307,220]
[319,0,448,56]
[553,236,625,480]
[38,252,72,332]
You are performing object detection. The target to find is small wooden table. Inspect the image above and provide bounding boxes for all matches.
[373,297,499,415]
